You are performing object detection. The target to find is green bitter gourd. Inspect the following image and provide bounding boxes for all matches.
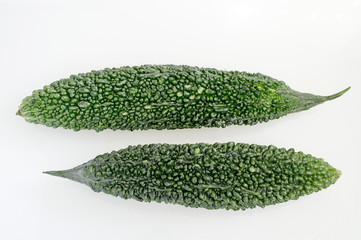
[17,65,349,131]
[44,142,341,210]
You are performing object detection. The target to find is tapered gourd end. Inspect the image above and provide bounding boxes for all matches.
[16,109,23,116]
[336,169,342,178]
[324,87,350,101]
[312,86,351,109]
[43,170,71,178]
[288,86,350,113]
[331,167,342,182]
[44,168,92,185]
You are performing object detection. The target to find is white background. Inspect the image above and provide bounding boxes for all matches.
[1,0,360,239]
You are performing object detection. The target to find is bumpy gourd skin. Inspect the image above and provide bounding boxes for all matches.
[17,65,349,131]
[45,142,341,210]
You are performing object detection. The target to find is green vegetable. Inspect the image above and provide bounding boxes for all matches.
[44,142,341,210]
[17,65,349,131]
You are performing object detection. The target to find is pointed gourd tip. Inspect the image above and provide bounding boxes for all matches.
[43,170,66,178]
[325,87,350,101]
[44,168,92,185]
[16,109,23,116]
[336,169,342,178]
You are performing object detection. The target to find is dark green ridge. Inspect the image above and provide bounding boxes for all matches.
[17,65,350,131]
[44,142,341,210]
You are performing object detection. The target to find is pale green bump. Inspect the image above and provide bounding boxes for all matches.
[61,96,70,102]
[130,88,137,94]
[78,101,90,108]
[192,177,197,184]
[96,79,110,84]
[79,88,90,93]
[205,89,215,94]
[194,148,200,155]
[46,105,56,110]
[102,102,113,106]
[51,93,61,99]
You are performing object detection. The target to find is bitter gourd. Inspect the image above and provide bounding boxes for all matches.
[17,65,349,131]
[44,142,341,210]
